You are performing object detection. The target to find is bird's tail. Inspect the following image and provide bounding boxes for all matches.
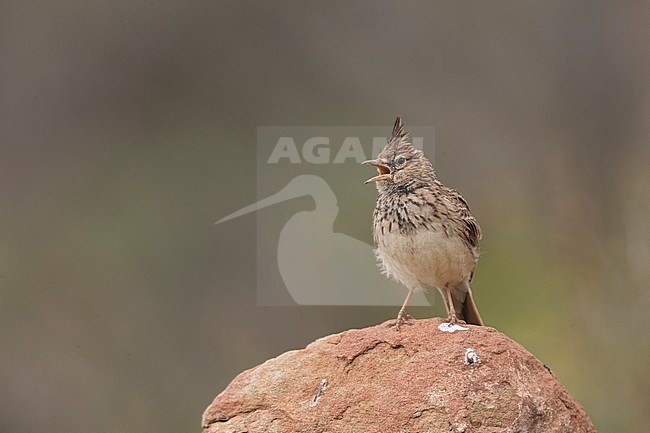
[455,283,483,326]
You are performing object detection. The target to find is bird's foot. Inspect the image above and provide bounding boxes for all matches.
[389,311,414,331]
[445,315,466,325]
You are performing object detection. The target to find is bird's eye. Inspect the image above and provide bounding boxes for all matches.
[395,156,407,166]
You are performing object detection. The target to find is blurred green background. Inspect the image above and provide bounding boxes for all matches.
[1,2,648,432]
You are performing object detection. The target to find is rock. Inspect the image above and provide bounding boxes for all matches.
[202,318,595,433]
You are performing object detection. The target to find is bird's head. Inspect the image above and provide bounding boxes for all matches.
[362,116,435,191]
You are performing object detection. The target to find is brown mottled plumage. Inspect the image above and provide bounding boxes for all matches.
[362,117,483,329]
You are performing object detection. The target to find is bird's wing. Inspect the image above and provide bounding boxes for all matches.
[417,184,482,249]
[444,187,483,248]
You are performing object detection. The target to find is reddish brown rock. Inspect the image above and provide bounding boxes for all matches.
[202,318,595,433]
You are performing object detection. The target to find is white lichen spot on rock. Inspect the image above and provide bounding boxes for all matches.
[438,322,469,333]
[464,348,480,366]
[309,378,328,407]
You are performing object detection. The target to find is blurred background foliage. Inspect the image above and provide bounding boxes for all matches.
[1,1,648,432]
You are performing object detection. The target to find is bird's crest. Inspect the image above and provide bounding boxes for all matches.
[391,116,407,139]
[386,116,413,151]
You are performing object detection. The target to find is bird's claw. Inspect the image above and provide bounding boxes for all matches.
[389,311,414,331]
[445,316,466,325]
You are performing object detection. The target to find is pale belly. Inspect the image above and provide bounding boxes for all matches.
[376,228,475,291]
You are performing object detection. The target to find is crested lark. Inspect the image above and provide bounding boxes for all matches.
[363,117,484,330]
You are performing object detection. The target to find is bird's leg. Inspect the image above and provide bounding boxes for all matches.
[444,287,458,324]
[391,288,414,331]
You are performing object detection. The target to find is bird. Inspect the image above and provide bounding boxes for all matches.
[362,116,484,330]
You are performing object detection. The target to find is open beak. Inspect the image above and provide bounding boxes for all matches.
[362,159,391,184]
